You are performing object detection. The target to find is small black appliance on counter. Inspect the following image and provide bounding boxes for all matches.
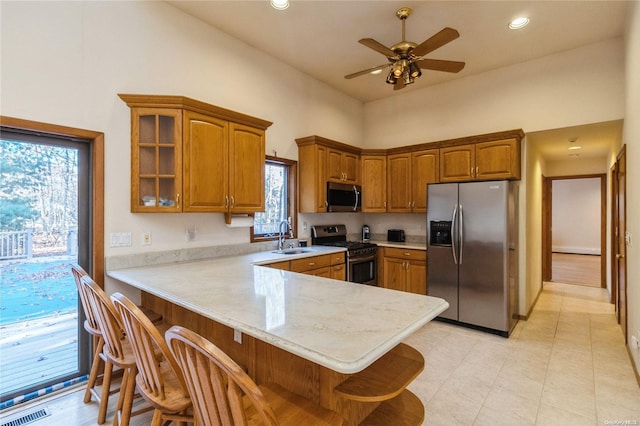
[387,229,405,242]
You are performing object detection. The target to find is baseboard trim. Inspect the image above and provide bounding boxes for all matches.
[627,346,640,387]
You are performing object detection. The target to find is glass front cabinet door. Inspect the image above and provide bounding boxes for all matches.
[131,108,183,212]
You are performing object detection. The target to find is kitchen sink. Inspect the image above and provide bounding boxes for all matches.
[272,248,312,255]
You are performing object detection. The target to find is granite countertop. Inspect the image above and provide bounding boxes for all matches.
[107,247,447,374]
[371,240,427,250]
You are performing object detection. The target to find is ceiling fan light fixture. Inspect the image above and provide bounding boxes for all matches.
[270,0,289,10]
[509,17,530,30]
[409,62,422,78]
[386,70,397,85]
[392,61,404,77]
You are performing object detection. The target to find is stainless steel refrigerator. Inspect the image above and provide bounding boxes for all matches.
[427,180,519,336]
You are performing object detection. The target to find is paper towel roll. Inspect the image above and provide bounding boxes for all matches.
[225,215,255,228]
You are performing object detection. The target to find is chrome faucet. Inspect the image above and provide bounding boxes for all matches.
[277,217,293,251]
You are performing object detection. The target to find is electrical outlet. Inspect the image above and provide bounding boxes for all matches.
[186,225,196,241]
[631,335,639,350]
[141,232,151,246]
[625,231,632,247]
[233,329,242,344]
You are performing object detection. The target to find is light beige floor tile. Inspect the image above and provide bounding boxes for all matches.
[535,401,597,426]
[424,389,483,426]
[473,384,539,426]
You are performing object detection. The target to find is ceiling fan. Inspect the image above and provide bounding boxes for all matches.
[345,7,465,90]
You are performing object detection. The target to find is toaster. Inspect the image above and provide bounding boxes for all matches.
[387,229,405,242]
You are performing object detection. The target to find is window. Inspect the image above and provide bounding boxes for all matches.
[251,156,297,242]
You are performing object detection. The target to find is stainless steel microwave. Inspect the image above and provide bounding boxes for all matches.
[326,182,361,212]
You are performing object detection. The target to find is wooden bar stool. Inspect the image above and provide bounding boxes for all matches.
[71,265,117,423]
[165,325,344,426]
[111,293,192,426]
[81,275,149,426]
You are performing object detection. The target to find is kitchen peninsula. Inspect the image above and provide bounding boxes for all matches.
[107,247,448,425]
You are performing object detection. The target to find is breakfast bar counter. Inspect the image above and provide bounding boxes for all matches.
[107,251,448,425]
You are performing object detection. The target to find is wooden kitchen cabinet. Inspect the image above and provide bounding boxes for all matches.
[296,136,360,213]
[440,138,520,182]
[387,149,438,213]
[129,108,183,212]
[361,154,387,212]
[380,247,427,295]
[121,94,272,217]
[266,252,346,281]
[327,148,359,184]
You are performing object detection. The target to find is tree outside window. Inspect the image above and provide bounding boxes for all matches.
[252,157,296,241]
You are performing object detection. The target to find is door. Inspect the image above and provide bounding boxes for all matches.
[411,149,439,212]
[614,147,627,341]
[387,153,411,212]
[427,183,459,320]
[229,123,265,213]
[458,181,509,331]
[0,130,92,402]
[183,111,228,212]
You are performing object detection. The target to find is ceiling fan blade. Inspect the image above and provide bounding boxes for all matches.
[359,38,396,58]
[393,78,405,91]
[344,63,390,79]
[411,27,460,58]
[416,59,466,73]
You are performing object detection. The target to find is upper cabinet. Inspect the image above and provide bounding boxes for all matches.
[130,108,183,213]
[296,136,360,213]
[387,149,439,213]
[440,138,521,183]
[120,94,272,218]
[361,154,387,212]
[327,148,360,184]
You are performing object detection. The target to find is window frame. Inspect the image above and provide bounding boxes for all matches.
[250,155,297,243]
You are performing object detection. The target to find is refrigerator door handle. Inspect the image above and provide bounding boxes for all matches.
[451,204,458,265]
[459,204,464,265]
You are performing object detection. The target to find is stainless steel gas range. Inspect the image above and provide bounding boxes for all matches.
[311,225,377,286]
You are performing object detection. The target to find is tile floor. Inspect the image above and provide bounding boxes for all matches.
[406,281,640,425]
[1,281,638,425]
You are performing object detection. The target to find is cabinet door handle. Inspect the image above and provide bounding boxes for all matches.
[404,252,411,256]
[225,196,229,208]
[176,193,180,204]
[476,166,479,176]
[230,196,235,208]
[308,262,316,266]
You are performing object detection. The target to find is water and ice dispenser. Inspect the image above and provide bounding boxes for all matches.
[429,221,452,246]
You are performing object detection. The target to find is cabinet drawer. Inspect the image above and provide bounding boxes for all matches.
[265,260,290,270]
[329,252,345,265]
[384,247,426,261]
[290,254,332,272]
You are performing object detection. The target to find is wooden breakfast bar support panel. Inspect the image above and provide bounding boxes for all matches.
[108,251,448,425]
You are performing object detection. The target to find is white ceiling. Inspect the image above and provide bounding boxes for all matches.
[166,0,630,161]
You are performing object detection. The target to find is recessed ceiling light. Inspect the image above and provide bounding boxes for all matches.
[509,17,530,30]
[568,146,582,150]
[371,69,383,75]
[270,0,289,10]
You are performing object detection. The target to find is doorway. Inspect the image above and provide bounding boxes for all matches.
[611,146,627,342]
[0,117,104,406]
[542,174,606,288]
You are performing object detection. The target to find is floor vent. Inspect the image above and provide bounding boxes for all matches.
[1,408,51,426]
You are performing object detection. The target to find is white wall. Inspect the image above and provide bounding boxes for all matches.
[551,178,601,255]
[623,1,640,375]
[364,38,625,148]
[0,1,364,257]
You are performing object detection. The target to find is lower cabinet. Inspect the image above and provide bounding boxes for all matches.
[380,247,427,295]
[266,252,346,280]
